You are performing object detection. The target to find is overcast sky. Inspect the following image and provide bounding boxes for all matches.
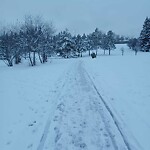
[0,0,150,37]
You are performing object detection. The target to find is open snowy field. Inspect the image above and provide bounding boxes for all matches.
[0,58,76,150]
[1,44,150,150]
[83,45,150,150]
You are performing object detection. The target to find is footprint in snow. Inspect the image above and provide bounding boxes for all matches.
[32,129,37,133]
[20,113,23,116]
[27,143,33,149]
[80,121,87,128]
[100,128,103,131]
[55,133,62,143]
[6,141,11,145]
[111,98,114,101]
[28,121,36,127]
[79,130,83,134]
[8,130,13,134]
[53,116,59,122]
[28,123,34,127]
[29,107,34,111]
[54,127,62,143]
[34,110,38,114]
[103,133,108,137]
[57,103,65,112]
[72,136,87,149]
[105,139,111,147]
[79,143,87,149]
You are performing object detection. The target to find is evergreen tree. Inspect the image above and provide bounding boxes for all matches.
[86,34,93,56]
[89,28,103,55]
[56,29,76,58]
[127,38,140,55]
[139,17,150,52]
[106,30,116,55]
[91,28,100,55]
[74,34,87,57]
[81,34,88,56]
[101,33,109,55]
[75,34,82,57]
[101,31,115,55]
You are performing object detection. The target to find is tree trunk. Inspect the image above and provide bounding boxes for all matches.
[7,59,13,67]
[15,55,21,64]
[38,52,43,63]
[104,50,106,55]
[29,52,33,66]
[42,52,47,63]
[89,50,91,56]
[109,49,111,55]
[33,52,36,66]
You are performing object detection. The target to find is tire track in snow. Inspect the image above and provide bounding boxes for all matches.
[36,64,74,150]
[37,60,132,150]
[43,61,119,150]
[82,62,132,150]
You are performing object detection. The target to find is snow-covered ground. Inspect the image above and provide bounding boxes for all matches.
[83,45,150,150]
[0,58,76,150]
[0,44,150,150]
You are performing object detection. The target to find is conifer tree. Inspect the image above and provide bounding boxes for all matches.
[56,29,75,58]
[139,17,150,52]
[107,30,116,55]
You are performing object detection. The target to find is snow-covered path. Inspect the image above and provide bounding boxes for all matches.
[41,60,129,150]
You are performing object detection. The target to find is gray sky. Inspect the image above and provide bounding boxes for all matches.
[0,0,150,37]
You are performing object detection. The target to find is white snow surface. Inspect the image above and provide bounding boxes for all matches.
[0,45,150,150]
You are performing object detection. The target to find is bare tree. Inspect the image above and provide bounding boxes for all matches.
[0,30,20,66]
[20,15,55,66]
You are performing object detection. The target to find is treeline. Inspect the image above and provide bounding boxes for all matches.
[0,16,55,66]
[0,16,128,67]
[127,17,150,54]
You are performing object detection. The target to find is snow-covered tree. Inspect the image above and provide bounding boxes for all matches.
[81,33,88,56]
[139,17,150,52]
[86,34,93,56]
[74,34,87,57]
[91,28,100,55]
[37,23,55,63]
[127,38,140,55]
[75,34,82,57]
[20,15,55,65]
[0,31,20,66]
[56,29,76,58]
[88,28,103,55]
[100,31,116,55]
[101,33,109,55]
[107,30,116,55]
[20,16,42,65]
